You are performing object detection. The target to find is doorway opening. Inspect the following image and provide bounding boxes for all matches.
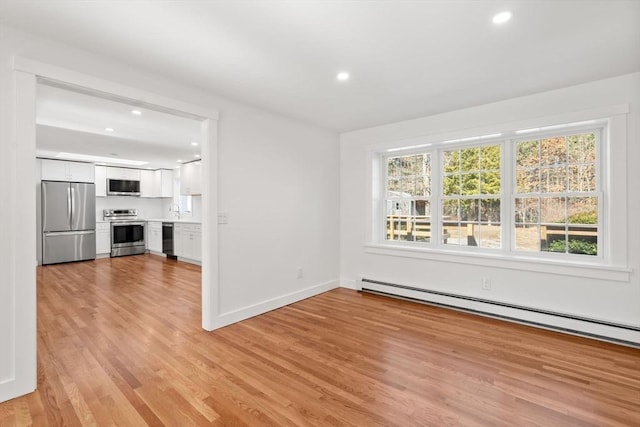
[7,57,219,400]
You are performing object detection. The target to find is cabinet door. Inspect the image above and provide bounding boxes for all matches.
[153,228,163,253]
[95,166,107,197]
[140,170,155,198]
[180,162,201,195]
[147,224,162,253]
[41,159,70,181]
[152,170,162,197]
[184,231,194,260]
[191,162,202,195]
[180,163,192,195]
[96,223,111,254]
[179,225,201,261]
[174,224,185,257]
[106,167,141,180]
[67,162,94,183]
[160,169,173,197]
[192,228,202,261]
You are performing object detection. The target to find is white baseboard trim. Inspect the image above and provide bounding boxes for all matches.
[146,250,166,257]
[340,279,361,290]
[212,279,340,329]
[177,257,201,265]
[0,378,35,405]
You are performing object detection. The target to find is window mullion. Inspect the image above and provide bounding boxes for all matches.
[502,140,512,253]
[431,149,442,247]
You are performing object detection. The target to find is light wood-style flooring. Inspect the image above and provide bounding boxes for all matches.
[0,254,639,426]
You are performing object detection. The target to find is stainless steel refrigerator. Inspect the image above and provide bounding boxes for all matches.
[42,181,96,265]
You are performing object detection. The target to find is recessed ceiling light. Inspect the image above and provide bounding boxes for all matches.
[336,72,350,81]
[191,141,199,146]
[105,127,114,132]
[177,159,183,163]
[492,11,512,24]
[194,154,201,158]
[131,109,142,115]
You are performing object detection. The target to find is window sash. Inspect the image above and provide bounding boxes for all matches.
[379,125,604,260]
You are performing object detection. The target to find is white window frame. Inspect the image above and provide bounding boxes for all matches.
[381,139,507,254]
[383,151,433,244]
[173,174,193,217]
[510,126,603,260]
[438,142,504,251]
[366,105,631,281]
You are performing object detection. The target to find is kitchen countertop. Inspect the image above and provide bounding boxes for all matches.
[144,218,202,224]
[97,219,201,224]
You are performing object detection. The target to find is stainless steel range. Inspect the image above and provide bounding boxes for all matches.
[103,209,145,257]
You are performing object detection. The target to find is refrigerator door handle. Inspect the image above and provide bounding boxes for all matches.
[67,186,72,226]
[44,230,95,237]
[69,186,74,226]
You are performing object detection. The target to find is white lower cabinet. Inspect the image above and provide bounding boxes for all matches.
[96,223,111,255]
[186,225,202,262]
[174,223,201,263]
[147,221,163,253]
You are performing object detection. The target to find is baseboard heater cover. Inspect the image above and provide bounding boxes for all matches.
[360,278,640,347]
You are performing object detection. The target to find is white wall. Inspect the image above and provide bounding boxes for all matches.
[340,73,640,343]
[0,25,340,401]
[96,197,167,222]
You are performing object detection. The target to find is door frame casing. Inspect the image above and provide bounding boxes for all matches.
[1,56,219,402]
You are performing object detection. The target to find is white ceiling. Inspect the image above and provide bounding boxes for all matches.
[2,1,640,133]
[36,84,201,170]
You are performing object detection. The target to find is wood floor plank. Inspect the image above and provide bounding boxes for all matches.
[0,254,638,426]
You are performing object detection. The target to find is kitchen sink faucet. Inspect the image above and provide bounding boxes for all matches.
[172,203,181,220]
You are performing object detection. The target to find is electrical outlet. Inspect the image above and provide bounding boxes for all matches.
[481,277,491,290]
[217,212,228,224]
[297,268,303,279]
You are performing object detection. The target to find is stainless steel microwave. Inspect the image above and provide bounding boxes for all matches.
[107,178,141,196]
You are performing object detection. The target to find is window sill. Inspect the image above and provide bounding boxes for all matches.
[364,243,631,282]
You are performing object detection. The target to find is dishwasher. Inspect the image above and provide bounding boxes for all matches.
[162,222,177,259]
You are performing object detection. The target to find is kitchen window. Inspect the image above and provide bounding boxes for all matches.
[173,176,193,217]
[378,122,605,261]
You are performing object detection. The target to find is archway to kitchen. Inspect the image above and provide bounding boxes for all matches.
[11,57,219,397]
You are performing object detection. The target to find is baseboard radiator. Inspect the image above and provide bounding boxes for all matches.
[359,278,640,348]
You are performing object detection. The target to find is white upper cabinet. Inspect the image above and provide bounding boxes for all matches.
[41,159,94,183]
[153,169,173,198]
[95,166,107,197]
[140,170,155,198]
[180,161,202,195]
[142,169,173,198]
[106,167,141,181]
[92,166,173,198]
